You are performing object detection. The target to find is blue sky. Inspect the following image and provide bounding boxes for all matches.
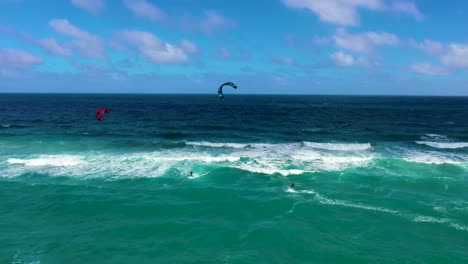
[0,0,467,95]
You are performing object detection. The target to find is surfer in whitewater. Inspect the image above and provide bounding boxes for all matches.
[290,183,295,189]
[188,171,193,178]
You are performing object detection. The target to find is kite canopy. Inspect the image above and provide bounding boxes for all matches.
[218,82,237,99]
[96,107,111,121]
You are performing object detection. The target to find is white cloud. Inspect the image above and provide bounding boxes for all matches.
[119,30,188,64]
[283,0,385,26]
[441,44,468,68]
[410,63,448,76]
[124,0,165,21]
[0,48,43,69]
[283,0,423,26]
[71,0,104,15]
[0,23,71,56]
[330,50,371,67]
[334,28,399,53]
[36,38,72,56]
[391,1,423,20]
[179,40,199,54]
[411,40,468,69]
[330,51,356,66]
[411,39,444,56]
[49,19,105,59]
[200,10,237,33]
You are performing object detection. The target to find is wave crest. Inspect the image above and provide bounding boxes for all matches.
[416,141,468,149]
[302,142,372,151]
[8,155,85,167]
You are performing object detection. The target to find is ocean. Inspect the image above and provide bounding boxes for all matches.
[1,94,467,263]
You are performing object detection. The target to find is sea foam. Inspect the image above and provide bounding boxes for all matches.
[7,155,84,167]
[416,141,468,149]
[303,142,372,151]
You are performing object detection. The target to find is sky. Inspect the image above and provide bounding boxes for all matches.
[0,0,467,95]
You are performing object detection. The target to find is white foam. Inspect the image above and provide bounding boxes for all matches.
[450,223,468,232]
[403,153,463,165]
[3,152,242,179]
[186,141,373,152]
[247,143,287,149]
[2,139,381,179]
[171,156,240,163]
[236,164,305,176]
[315,194,399,214]
[1,124,11,128]
[303,142,372,151]
[293,151,374,171]
[225,142,375,174]
[425,134,447,138]
[285,187,468,233]
[186,141,297,151]
[7,155,84,167]
[412,216,450,224]
[416,141,468,149]
[412,216,468,233]
[288,188,398,214]
[299,190,317,195]
[433,206,447,213]
[186,141,248,149]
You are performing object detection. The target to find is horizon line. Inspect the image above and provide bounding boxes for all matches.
[0,92,467,97]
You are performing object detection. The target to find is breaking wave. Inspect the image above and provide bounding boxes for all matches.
[416,141,468,149]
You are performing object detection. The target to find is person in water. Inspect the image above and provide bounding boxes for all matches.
[189,171,193,177]
[290,183,295,189]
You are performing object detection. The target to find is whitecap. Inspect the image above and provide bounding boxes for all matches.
[302,142,372,151]
[235,164,305,176]
[186,141,248,149]
[7,155,84,167]
[424,134,448,139]
[416,141,468,149]
[403,153,463,165]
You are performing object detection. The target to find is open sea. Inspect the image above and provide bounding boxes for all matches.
[1,94,467,263]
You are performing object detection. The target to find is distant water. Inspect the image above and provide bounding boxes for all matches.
[1,94,468,263]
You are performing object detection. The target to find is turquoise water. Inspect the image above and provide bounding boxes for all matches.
[1,94,468,263]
